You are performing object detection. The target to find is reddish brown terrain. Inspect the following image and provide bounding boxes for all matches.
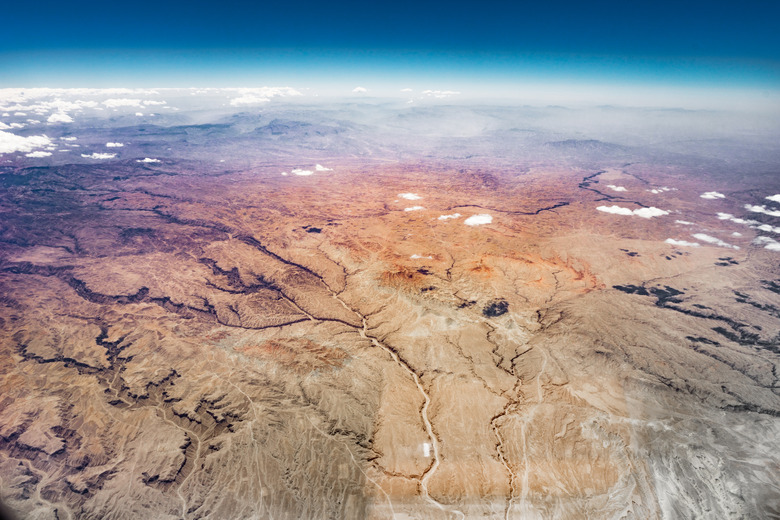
[0,94,779,519]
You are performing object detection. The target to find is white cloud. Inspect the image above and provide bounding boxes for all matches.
[754,236,780,251]
[142,100,167,105]
[647,187,673,194]
[404,206,424,212]
[25,151,52,158]
[692,233,739,249]
[0,131,52,154]
[664,238,699,247]
[410,254,433,259]
[732,232,742,237]
[229,95,270,106]
[422,90,461,99]
[136,158,160,163]
[135,112,144,116]
[352,87,368,93]
[292,168,313,176]
[438,213,461,220]
[399,193,422,200]
[60,136,77,141]
[14,112,26,116]
[700,191,725,199]
[756,223,780,233]
[675,220,694,225]
[103,98,143,108]
[597,205,668,218]
[106,142,124,147]
[47,112,73,123]
[606,185,627,192]
[596,205,634,216]
[767,194,780,203]
[464,214,493,226]
[81,152,116,159]
[745,204,780,217]
[400,88,413,92]
[280,171,288,176]
[314,164,332,171]
[228,87,301,106]
[0,122,9,130]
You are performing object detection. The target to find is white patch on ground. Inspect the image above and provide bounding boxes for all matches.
[106,142,124,147]
[292,168,313,176]
[136,158,160,163]
[464,214,493,226]
[0,131,52,154]
[81,152,116,160]
[665,238,699,247]
[745,204,780,217]
[404,206,424,212]
[47,112,73,123]
[675,220,694,225]
[606,185,627,192]
[767,194,780,203]
[25,151,52,158]
[692,233,739,249]
[438,213,461,220]
[399,193,422,200]
[754,236,780,251]
[314,164,332,171]
[597,205,668,218]
[410,254,433,259]
[700,191,726,199]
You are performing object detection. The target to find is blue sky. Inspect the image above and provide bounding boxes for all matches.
[1,0,778,91]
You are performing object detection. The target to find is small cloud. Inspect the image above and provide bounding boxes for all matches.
[230,95,270,106]
[664,238,699,247]
[280,171,288,176]
[700,191,725,199]
[732,232,742,237]
[692,233,739,249]
[400,88,413,92]
[767,194,780,203]
[106,142,124,147]
[596,205,668,218]
[464,214,492,226]
[142,100,167,105]
[754,236,780,251]
[421,90,461,99]
[438,213,461,220]
[745,204,780,217]
[135,112,144,116]
[81,152,116,159]
[60,136,77,141]
[399,193,422,200]
[103,98,143,108]
[352,87,368,93]
[14,112,27,116]
[675,220,694,225]
[404,206,424,212]
[25,151,52,158]
[136,158,160,163]
[0,131,52,154]
[292,168,313,176]
[606,185,627,192]
[410,254,433,259]
[47,112,73,123]
[314,164,332,171]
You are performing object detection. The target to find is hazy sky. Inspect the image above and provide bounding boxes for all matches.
[1,0,778,101]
